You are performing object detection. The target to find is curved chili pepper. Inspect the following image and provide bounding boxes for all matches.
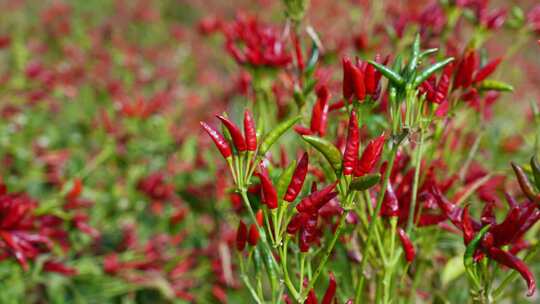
[200,122,232,158]
[511,162,539,203]
[321,272,337,304]
[297,182,338,213]
[473,57,502,83]
[243,110,257,151]
[236,220,247,251]
[354,133,385,177]
[284,152,309,202]
[486,246,536,297]
[248,224,259,246]
[259,167,278,209]
[342,111,359,176]
[217,115,247,152]
[397,227,415,262]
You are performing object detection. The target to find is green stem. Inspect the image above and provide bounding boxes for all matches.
[297,214,347,302]
[355,143,400,303]
[406,130,424,233]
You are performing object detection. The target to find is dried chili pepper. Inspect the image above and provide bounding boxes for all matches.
[284,152,309,202]
[200,122,232,158]
[485,246,536,296]
[511,162,539,203]
[217,115,247,152]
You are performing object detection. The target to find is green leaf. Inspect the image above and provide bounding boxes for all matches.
[477,79,514,92]
[420,48,439,58]
[531,156,540,191]
[368,60,405,86]
[349,173,381,192]
[259,116,301,156]
[276,160,297,199]
[414,57,455,87]
[301,135,342,172]
[441,255,465,286]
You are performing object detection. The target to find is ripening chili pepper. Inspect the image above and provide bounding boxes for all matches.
[321,272,337,304]
[236,220,248,251]
[397,227,415,262]
[248,224,259,246]
[200,122,232,158]
[354,133,385,176]
[474,57,502,83]
[243,110,257,151]
[217,115,247,152]
[342,110,359,176]
[511,162,540,203]
[259,167,278,209]
[284,152,309,202]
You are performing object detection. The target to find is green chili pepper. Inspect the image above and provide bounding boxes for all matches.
[301,135,342,172]
[419,48,439,59]
[463,224,491,289]
[368,60,405,86]
[477,79,514,92]
[413,57,455,87]
[276,160,297,199]
[259,116,301,156]
[406,34,421,78]
[305,41,319,76]
[349,173,381,192]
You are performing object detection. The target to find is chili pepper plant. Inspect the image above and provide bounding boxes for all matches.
[1,0,540,303]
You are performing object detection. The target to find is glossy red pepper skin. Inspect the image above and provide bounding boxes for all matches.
[321,272,337,304]
[243,110,257,151]
[351,63,366,101]
[256,209,264,226]
[248,224,259,246]
[305,289,318,304]
[342,111,359,176]
[311,86,330,136]
[461,206,475,245]
[284,152,309,202]
[397,227,415,262]
[236,220,248,251]
[259,168,278,209]
[342,57,354,100]
[296,182,338,213]
[474,57,502,83]
[200,122,232,158]
[354,133,385,176]
[217,115,247,152]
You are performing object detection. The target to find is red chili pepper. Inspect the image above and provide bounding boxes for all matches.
[397,227,415,263]
[473,57,502,83]
[342,111,359,176]
[200,122,232,158]
[236,220,248,251]
[284,152,309,202]
[217,115,247,152]
[354,133,385,177]
[364,62,377,95]
[256,209,264,226]
[380,183,399,217]
[305,289,318,304]
[311,86,330,136]
[485,246,536,296]
[292,32,304,72]
[342,57,354,100]
[67,178,83,201]
[259,167,278,209]
[321,272,337,304]
[296,182,338,213]
[248,224,259,246]
[351,63,366,101]
[243,110,257,151]
[461,206,475,245]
